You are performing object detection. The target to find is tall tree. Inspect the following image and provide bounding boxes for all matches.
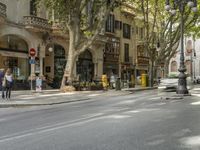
[156,1,200,78]
[38,0,121,89]
[131,0,198,86]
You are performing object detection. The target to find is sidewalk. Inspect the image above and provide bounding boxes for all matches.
[0,86,157,108]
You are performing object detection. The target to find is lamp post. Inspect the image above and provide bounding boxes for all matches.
[165,0,198,95]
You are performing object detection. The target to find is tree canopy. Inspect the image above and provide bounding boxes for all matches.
[38,0,123,88]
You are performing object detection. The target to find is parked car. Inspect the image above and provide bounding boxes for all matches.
[197,77,200,84]
[194,76,200,84]
[158,75,193,91]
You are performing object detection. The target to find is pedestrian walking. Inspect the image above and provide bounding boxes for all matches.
[2,68,13,99]
[110,74,116,89]
[0,68,5,99]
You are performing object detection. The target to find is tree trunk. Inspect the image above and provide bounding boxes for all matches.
[60,26,77,89]
[60,51,75,89]
[164,60,169,78]
[149,60,154,87]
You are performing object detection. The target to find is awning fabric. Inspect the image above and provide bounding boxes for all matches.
[0,50,28,58]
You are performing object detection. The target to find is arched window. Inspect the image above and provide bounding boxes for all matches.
[186,40,192,56]
[0,35,28,52]
[171,61,177,72]
[185,60,191,75]
[0,35,29,79]
[30,0,37,16]
[77,50,94,82]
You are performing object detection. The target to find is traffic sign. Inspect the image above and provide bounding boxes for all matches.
[29,58,35,64]
[29,48,36,57]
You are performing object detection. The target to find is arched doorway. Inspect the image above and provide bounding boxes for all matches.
[44,44,66,88]
[185,60,191,75]
[0,35,29,79]
[54,44,66,86]
[76,50,94,82]
[171,61,177,72]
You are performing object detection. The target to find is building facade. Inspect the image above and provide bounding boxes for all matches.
[169,37,200,79]
[103,3,148,87]
[0,0,147,89]
[0,0,105,89]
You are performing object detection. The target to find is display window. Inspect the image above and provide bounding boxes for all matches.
[0,35,29,81]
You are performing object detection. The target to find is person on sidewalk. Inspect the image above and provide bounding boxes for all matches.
[110,74,116,89]
[0,68,5,99]
[2,68,13,99]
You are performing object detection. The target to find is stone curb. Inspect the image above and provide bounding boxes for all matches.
[0,98,90,108]
[123,87,158,92]
[0,87,157,108]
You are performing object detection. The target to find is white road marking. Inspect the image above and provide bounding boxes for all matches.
[0,109,130,143]
[0,113,104,143]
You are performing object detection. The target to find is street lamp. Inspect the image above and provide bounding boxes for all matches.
[165,0,198,95]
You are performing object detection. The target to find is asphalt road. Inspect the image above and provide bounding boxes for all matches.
[0,90,200,150]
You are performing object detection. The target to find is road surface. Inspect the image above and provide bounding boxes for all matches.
[0,90,200,150]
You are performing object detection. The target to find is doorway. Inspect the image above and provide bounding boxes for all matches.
[76,50,94,82]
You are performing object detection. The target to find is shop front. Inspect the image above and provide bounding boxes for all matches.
[76,50,94,82]
[121,64,135,88]
[103,37,120,78]
[44,44,66,88]
[0,35,29,90]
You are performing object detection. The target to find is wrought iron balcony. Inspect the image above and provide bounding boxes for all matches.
[137,56,149,65]
[23,16,51,32]
[0,2,6,23]
[124,56,133,64]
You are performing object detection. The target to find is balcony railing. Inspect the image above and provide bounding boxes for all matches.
[24,16,51,31]
[137,56,149,65]
[124,56,133,64]
[0,2,6,18]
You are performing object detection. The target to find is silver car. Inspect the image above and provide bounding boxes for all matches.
[158,76,193,91]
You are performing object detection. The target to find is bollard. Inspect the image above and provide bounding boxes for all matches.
[115,77,121,90]
[131,75,135,88]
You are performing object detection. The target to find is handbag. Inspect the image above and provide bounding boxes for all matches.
[2,76,11,87]
[2,77,7,87]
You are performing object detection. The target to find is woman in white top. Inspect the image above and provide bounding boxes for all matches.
[4,68,13,99]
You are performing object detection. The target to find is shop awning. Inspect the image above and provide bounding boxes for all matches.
[0,50,28,58]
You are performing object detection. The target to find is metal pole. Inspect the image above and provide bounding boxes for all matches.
[191,50,193,79]
[176,2,189,94]
[31,74,33,92]
[170,16,172,54]
[193,38,196,80]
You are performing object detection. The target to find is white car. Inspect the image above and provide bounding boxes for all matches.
[194,76,200,84]
[158,76,193,91]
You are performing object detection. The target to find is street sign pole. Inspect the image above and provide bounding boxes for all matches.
[29,48,36,93]
[31,73,33,92]
[30,57,35,93]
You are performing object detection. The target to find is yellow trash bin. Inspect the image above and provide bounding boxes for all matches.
[102,74,108,90]
[141,74,148,87]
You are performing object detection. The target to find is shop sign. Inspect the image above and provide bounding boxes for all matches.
[137,56,149,65]
[29,48,36,57]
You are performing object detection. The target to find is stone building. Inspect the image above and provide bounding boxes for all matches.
[0,0,104,89]
[0,0,148,89]
[169,37,200,80]
[103,3,148,87]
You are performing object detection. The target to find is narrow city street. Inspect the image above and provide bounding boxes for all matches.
[0,89,200,150]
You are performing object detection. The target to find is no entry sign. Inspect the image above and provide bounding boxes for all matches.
[29,48,36,57]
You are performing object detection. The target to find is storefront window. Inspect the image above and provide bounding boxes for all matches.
[54,44,66,86]
[76,50,94,82]
[0,35,29,80]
